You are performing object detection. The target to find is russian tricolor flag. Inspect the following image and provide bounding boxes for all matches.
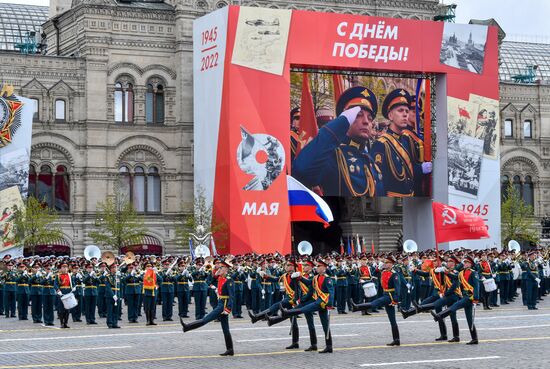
[287,175,334,227]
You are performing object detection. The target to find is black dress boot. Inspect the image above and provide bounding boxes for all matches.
[387,325,400,346]
[448,320,460,342]
[416,302,435,313]
[180,317,205,332]
[466,325,478,345]
[220,334,234,356]
[286,342,299,349]
[435,319,448,341]
[149,311,157,325]
[281,306,302,318]
[431,307,452,323]
[319,331,332,353]
[401,307,417,319]
[267,315,287,326]
[248,309,270,324]
[304,330,318,351]
[350,301,372,312]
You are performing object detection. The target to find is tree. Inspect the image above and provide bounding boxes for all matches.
[10,197,64,256]
[89,181,147,252]
[174,185,227,253]
[501,182,539,246]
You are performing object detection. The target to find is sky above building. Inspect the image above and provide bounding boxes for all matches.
[2,0,549,41]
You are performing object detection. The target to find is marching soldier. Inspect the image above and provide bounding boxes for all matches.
[371,89,431,197]
[124,263,141,323]
[292,87,385,197]
[281,259,335,354]
[29,263,43,323]
[3,261,17,318]
[142,261,159,325]
[525,251,540,310]
[97,262,108,318]
[71,264,83,322]
[104,263,121,328]
[175,260,191,318]
[231,259,245,319]
[335,256,349,314]
[82,263,99,324]
[16,262,30,320]
[432,255,480,345]
[54,262,73,328]
[160,260,175,321]
[352,255,402,346]
[181,259,236,356]
[41,263,56,326]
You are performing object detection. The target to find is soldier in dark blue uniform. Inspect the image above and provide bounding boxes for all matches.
[281,259,335,354]
[70,264,83,322]
[525,252,540,310]
[351,256,402,346]
[432,256,480,345]
[181,259,236,356]
[104,263,122,328]
[29,263,43,323]
[160,260,175,321]
[335,256,349,314]
[2,261,17,318]
[231,258,245,319]
[191,257,208,319]
[371,89,431,197]
[97,262,108,318]
[82,263,99,324]
[292,87,385,197]
[16,262,30,320]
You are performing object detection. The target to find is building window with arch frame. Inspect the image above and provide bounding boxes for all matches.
[28,164,70,212]
[504,118,513,137]
[55,99,66,122]
[114,81,134,123]
[30,98,39,122]
[523,119,532,138]
[145,79,165,125]
[118,165,161,213]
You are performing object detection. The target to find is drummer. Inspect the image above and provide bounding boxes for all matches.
[54,262,73,329]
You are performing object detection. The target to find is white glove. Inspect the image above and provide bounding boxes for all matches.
[24,271,29,276]
[199,267,205,272]
[291,272,301,279]
[406,283,411,290]
[131,270,136,276]
[237,266,243,272]
[116,271,121,277]
[76,273,83,279]
[340,106,361,125]
[259,271,266,277]
[210,285,217,290]
[56,291,62,296]
[535,278,541,284]
[492,274,496,278]
[113,296,118,302]
[221,310,229,315]
[90,271,96,277]
[359,279,365,284]
[256,267,262,273]
[435,267,445,273]
[421,162,432,174]
[71,287,76,292]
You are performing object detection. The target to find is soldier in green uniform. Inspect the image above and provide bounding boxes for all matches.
[104,263,122,328]
[97,262,107,318]
[159,260,175,321]
[3,261,17,318]
[123,263,141,323]
[29,263,43,323]
[70,264,83,322]
[82,263,99,324]
[175,260,191,318]
[41,263,56,326]
[525,251,540,310]
[335,256,349,314]
[16,262,30,320]
[231,258,245,319]
[191,257,208,319]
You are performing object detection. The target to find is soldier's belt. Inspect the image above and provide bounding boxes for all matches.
[261,282,271,285]
[18,284,29,287]
[337,277,347,280]
[6,282,16,285]
[383,288,395,292]
[99,284,106,287]
[162,282,173,285]
[85,286,97,289]
[194,280,205,283]
[112,288,120,291]
[31,285,42,287]
[126,283,139,286]
[250,278,256,280]
[498,272,508,274]
[405,277,412,280]
[218,295,229,299]
[177,282,188,284]
[234,281,242,284]
[43,285,53,288]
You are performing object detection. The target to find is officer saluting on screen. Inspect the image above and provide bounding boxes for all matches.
[371,89,432,197]
[292,86,385,197]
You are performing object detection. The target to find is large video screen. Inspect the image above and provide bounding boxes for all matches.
[290,71,432,198]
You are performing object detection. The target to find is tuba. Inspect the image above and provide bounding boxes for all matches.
[84,245,102,261]
[101,251,116,266]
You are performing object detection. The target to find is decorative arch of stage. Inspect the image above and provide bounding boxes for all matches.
[193,6,500,255]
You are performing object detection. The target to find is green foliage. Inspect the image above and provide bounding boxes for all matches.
[501,183,539,245]
[89,181,146,251]
[10,197,63,256]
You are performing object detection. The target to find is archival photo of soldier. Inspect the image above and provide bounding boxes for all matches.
[470,94,500,159]
[447,96,477,137]
[448,134,484,198]
[289,71,432,198]
[0,147,30,196]
[439,22,488,74]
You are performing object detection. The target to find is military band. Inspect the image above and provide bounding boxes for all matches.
[1,247,549,354]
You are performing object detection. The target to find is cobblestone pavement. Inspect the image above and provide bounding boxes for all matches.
[0,298,549,369]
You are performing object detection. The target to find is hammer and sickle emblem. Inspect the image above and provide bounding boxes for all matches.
[442,208,458,226]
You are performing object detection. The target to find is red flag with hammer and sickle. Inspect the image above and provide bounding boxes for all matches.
[432,202,489,244]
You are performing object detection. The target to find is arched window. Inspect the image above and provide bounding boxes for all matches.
[30,98,39,121]
[28,164,70,212]
[114,81,134,123]
[513,175,522,195]
[145,81,165,124]
[523,176,534,208]
[501,175,509,201]
[118,164,161,213]
[55,99,66,122]
[118,165,131,201]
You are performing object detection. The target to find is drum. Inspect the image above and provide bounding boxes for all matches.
[483,278,497,292]
[60,292,78,310]
[363,282,377,298]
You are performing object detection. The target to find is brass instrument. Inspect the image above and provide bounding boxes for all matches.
[119,251,136,268]
[101,251,116,266]
[204,256,215,272]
